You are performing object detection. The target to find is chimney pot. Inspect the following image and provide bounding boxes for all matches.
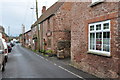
[42,6,46,14]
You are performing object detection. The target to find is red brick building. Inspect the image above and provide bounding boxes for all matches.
[24,30,32,48]
[30,24,38,50]
[71,1,120,78]
[34,2,73,57]
[19,34,22,43]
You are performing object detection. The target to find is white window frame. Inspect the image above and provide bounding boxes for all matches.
[92,0,100,3]
[88,20,111,57]
[92,0,104,3]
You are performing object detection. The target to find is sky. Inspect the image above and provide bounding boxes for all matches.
[0,0,58,37]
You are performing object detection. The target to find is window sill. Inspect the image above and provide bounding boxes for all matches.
[87,50,111,57]
[89,0,105,7]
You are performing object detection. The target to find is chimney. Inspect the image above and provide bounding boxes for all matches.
[42,6,46,14]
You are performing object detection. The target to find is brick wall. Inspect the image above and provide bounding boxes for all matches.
[42,19,49,50]
[117,2,120,78]
[51,2,73,54]
[31,26,38,50]
[71,2,120,78]
[24,30,32,48]
[39,2,73,56]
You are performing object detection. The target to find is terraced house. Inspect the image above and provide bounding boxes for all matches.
[34,2,73,58]
[23,30,32,48]
[31,24,38,50]
[71,0,120,78]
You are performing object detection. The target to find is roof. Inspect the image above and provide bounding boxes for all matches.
[24,30,31,34]
[32,2,64,27]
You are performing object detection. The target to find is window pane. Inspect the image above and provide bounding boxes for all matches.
[90,25,94,31]
[90,33,95,50]
[96,32,102,50]
[103,32,110,52]
[96,24,101,30]
[103,23,109,30]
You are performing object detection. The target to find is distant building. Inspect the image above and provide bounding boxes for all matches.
[0,25,5,33]
[24,30,32,48]
[31,24,38,50]
[19,34,22,43]
[0,25,9,42]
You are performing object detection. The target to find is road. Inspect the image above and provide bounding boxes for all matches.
[2,44,81,79]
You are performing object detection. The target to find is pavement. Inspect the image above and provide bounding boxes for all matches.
[1,44,102,80]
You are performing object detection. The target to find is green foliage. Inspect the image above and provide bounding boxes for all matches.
[33,50,37,52]
[46,49,52,54]
[43,42,47,45]
[19,34,22,37]
[40,50,46,53]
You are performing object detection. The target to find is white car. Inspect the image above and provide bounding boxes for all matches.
[0,38,6,72]
[0,33,8,63]
[1,39,8,62]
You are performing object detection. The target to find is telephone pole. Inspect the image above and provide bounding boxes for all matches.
[36,0,40,51]
[36,0,38,20]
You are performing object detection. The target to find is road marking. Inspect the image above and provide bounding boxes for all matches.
[33,52,85,80]
[54,63,57,66]
[45,59,48,61]
[34,53,44,59]
[39,56,44,59]
[58,66,85,80]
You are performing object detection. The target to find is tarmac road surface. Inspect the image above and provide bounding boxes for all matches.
[2,44,80,78]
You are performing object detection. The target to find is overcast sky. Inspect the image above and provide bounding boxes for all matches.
[0,0,58,36]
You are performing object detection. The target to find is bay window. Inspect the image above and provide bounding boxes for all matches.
[88,20,111,57]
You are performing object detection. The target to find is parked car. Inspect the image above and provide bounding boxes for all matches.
[7,43,12,53]
[10,42,15,47]
[15,41,20,43]
[0,38,6,72]
[1,39,8,62]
